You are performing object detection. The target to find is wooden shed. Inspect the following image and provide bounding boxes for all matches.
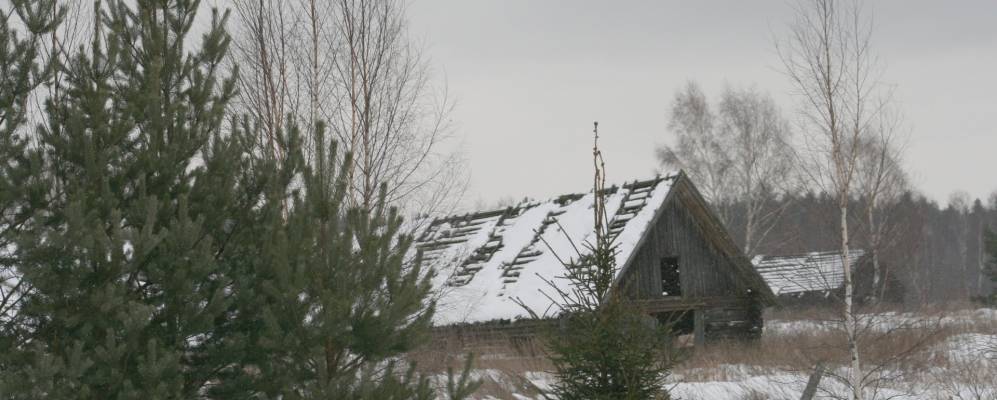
[412,171,775,347]
[752,250,905,307]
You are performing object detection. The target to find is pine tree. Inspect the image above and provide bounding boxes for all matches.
[2,1,477,398]
[524,123,674,400]
[538,227,674,400]
[984,229,997,305]
[0,0,62,380]
[2,1,246,397]
[213,121,479,398]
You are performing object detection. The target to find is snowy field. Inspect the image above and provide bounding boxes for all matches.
[427,307,997,399]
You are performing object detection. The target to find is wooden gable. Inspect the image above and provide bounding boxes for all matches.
[616,171,776,306]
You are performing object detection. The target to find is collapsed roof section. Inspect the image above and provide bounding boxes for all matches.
[752,250,866,296]
[410,173,680,325]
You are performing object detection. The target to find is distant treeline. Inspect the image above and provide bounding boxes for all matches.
[720,191,995,305]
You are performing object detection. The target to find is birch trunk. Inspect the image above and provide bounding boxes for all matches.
[841,202,862,400]
[867,199,881,303]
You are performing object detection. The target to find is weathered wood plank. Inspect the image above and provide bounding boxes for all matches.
[800,362,826,400]
[693,310,706,347]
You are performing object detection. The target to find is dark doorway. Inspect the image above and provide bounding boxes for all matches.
[660,257,681,297]
[656,310,694,335]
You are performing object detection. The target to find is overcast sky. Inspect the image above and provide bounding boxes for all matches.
[404,0,997,208]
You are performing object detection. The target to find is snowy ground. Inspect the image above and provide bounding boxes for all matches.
[430,307,997,399]
[765,307,997,336]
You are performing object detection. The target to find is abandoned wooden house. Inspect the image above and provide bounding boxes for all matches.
[752,250,905,307]
[410,171,775,349]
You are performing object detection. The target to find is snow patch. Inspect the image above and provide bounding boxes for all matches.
[413,175,678,325]
[753,250,864,295]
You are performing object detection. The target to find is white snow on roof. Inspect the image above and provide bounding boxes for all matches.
[752,250,865,295]
[412,174,679,325]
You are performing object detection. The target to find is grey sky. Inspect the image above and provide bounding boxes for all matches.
[405,1,997,208]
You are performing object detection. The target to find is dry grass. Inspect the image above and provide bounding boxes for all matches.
[405,304,997,398]
[407,331,552,399]
[407,331,551,375]
[675,304,997,399]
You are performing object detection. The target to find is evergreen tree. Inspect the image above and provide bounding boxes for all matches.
[2,1,247,397]
[544,298,673,400]
[538,234,674,400]
[1,1,477,398]
[984,229,997,305]
[0,0,62,351]
[214,122,478,399]
[525,123,673,400]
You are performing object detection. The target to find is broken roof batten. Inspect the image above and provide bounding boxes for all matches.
[411,173,681,326]
[752,250,866,295]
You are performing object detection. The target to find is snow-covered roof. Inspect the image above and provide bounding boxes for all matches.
[751,250,866,296]
[412,173,680,325]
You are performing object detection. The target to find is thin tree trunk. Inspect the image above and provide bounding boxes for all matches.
[309,0,319,139]
[961,223,969,298]
[978,221,985,295]
[744,214,754,255]
[841,201,862,400]
[744,175,756,255]
[867,201,881,304]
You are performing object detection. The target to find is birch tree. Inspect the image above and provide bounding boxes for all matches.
[659,82,729,224]
[228,0,465,216]
[228,0,302,161]
[779,0,887,398]
[658,82,795,256]
[718,86,797,255]
[853,109,908,304]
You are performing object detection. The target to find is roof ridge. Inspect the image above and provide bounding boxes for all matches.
[425,173,680,225]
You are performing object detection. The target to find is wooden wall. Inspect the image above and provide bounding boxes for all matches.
[621,183,749,300]
[430,175,767,347]
[619,179,763,340]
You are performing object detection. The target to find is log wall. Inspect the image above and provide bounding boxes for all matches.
[430,175,768,348]
[619,180,763,339]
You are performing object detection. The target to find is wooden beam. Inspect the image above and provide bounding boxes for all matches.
[693,309,706,348]
[636,298,704,313]
[800,362,826,400]
[635,296,754,313]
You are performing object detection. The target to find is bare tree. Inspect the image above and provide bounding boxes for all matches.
[20,0,93,133]
[718,85,797,255]
[778,0,890,398]
[853,108,908,304]
[227,0,465,216]
[949,190,972,297]
[659,82,729,221]
[949,191,971,213]
[932,357,997,400]
[228,0,303,161]
[658,81,796,256]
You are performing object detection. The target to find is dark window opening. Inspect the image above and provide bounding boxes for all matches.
[660,257,681,297]
[656,310,693,335]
